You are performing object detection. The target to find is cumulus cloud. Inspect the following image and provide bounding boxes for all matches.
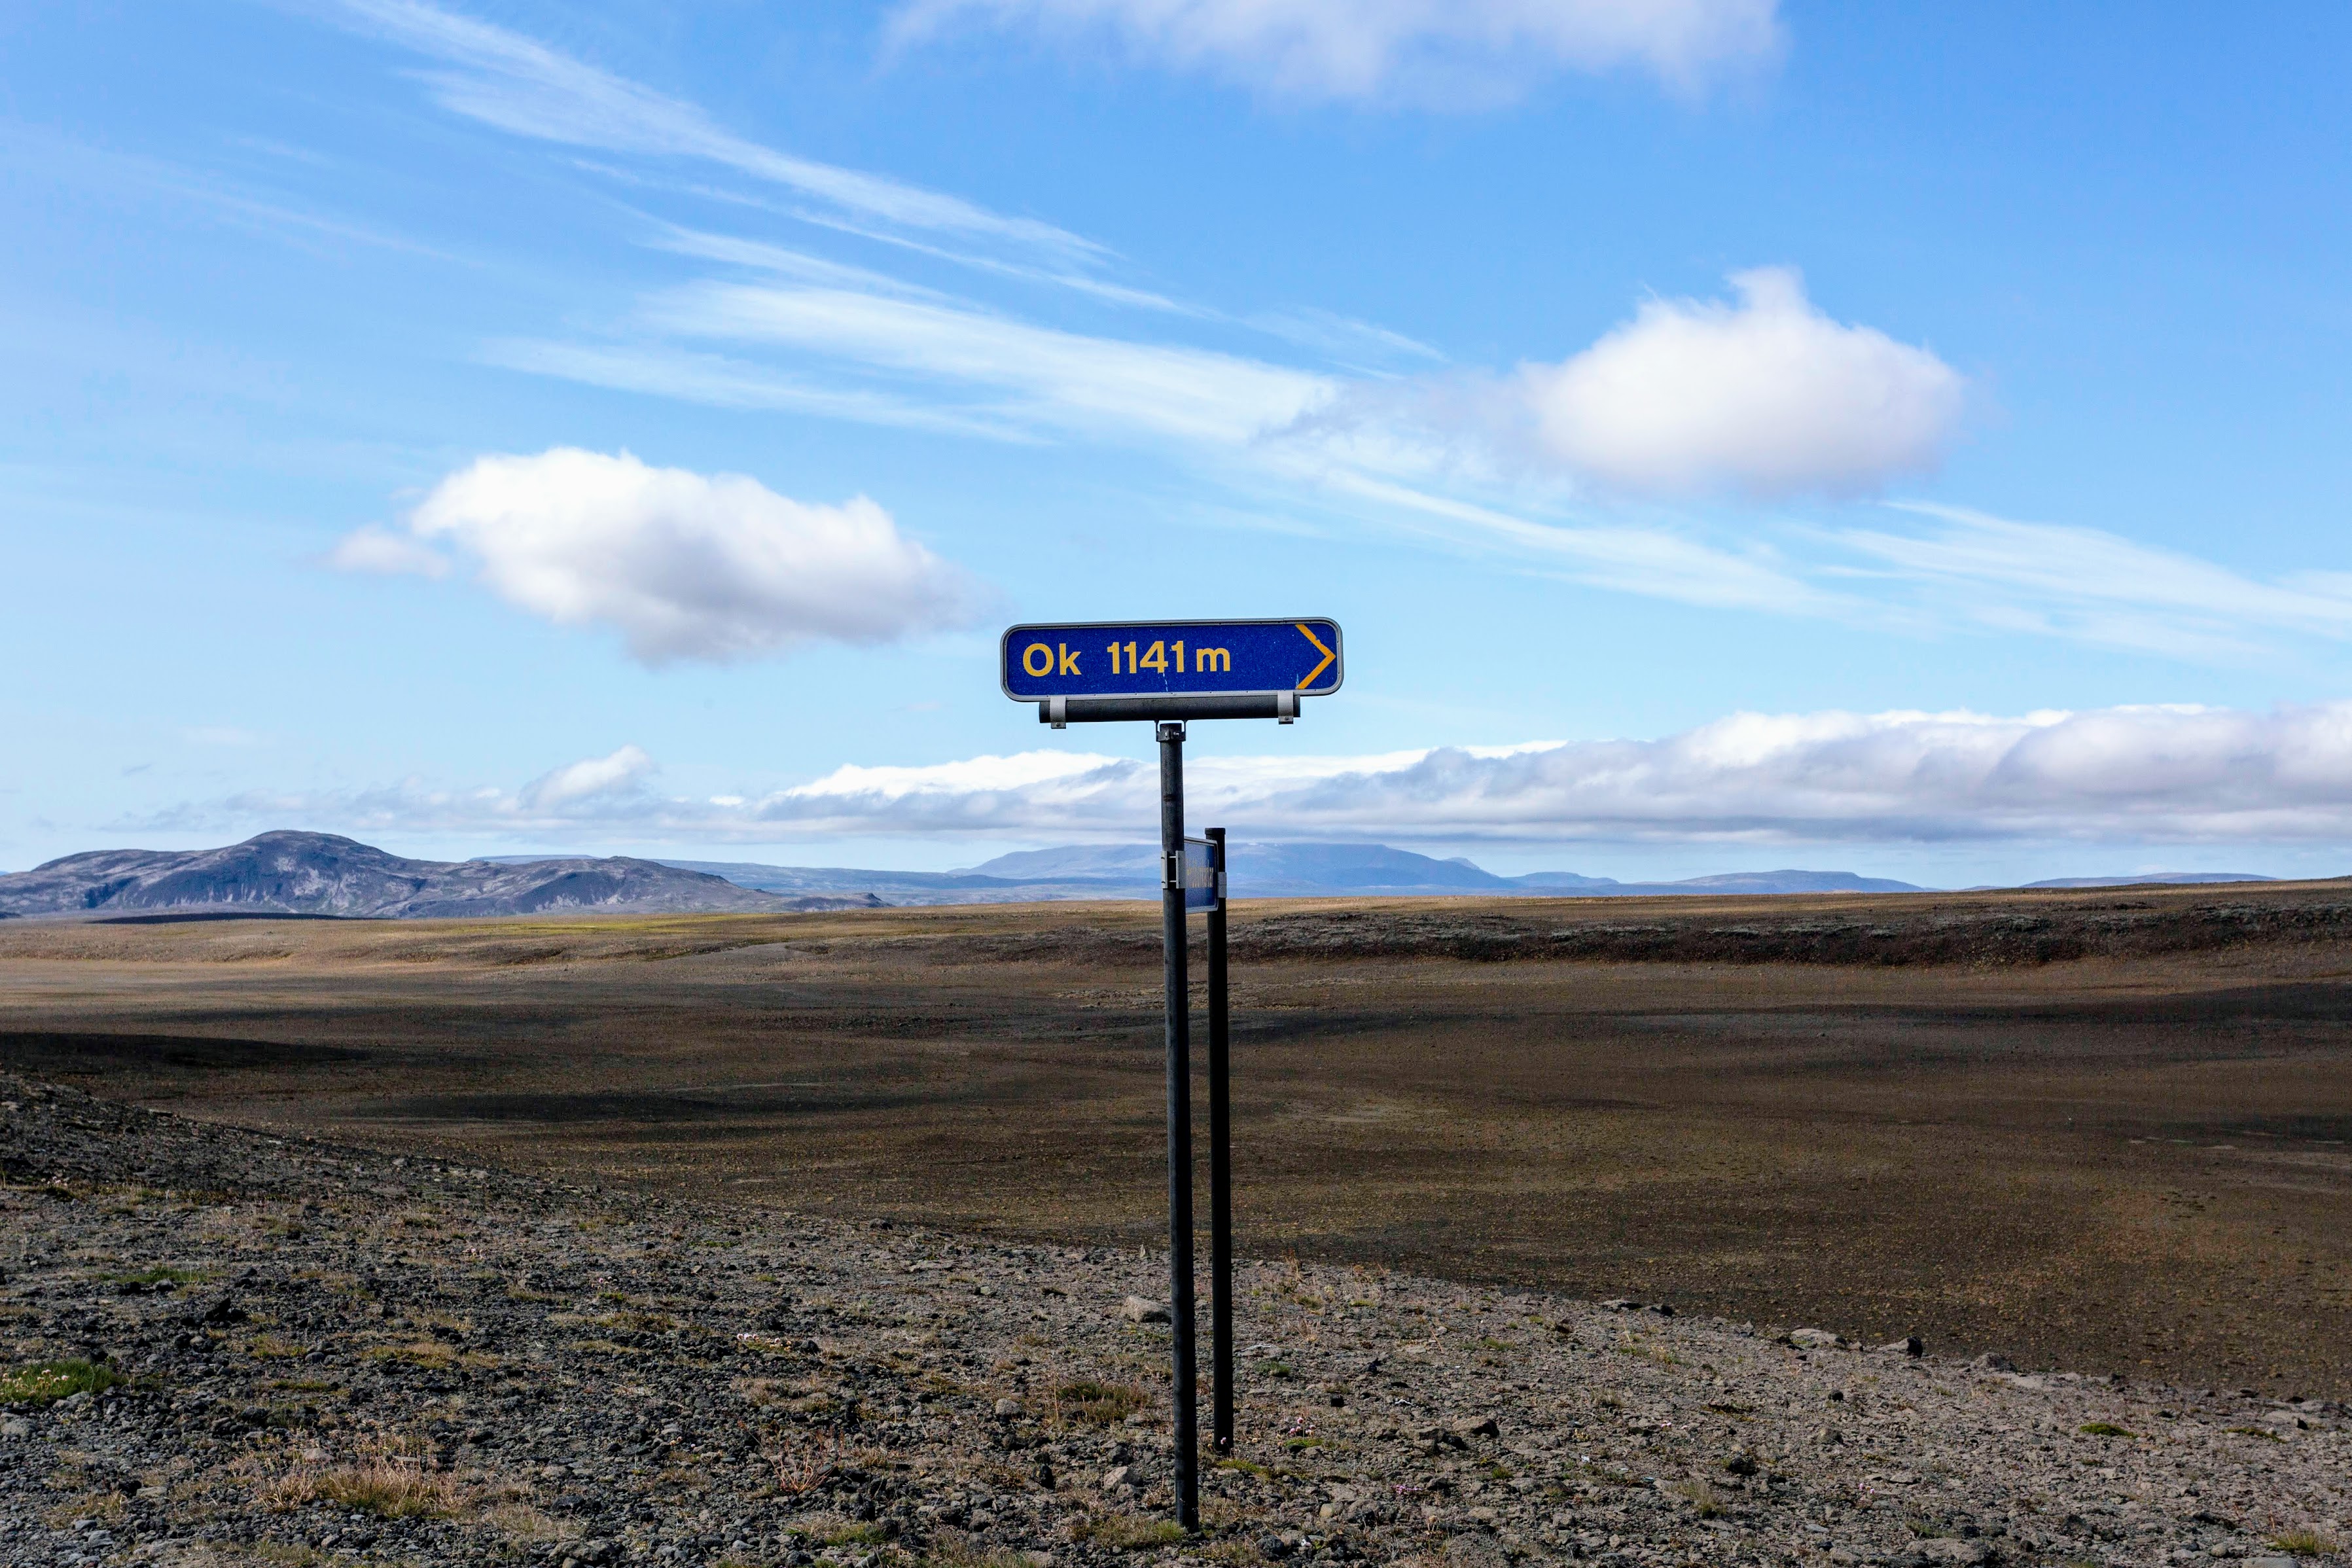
[329,449,974,664]
[891,0,1784,102]
[173,704,2352,849]
[1512,268,1966,498]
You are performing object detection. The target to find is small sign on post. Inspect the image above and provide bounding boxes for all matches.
[1003,618,1342,726]
[1177,836,1218,910]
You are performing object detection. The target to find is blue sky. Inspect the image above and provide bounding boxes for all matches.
[9,1,2352,885]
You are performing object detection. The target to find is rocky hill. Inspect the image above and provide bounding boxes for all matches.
[0,832,825,919]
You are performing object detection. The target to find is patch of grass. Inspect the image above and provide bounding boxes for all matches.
[2226,1425,2287,1442]
[483,1501,577,1545]
[2076,1421,2132,1438]
[813,1522,889,1548]
[1253,1359,1294,1379]
[1072,1513,1189,1550]
[245,1334,306,1360]
[923,1533,1034,1567]
[268,1378,340,1393]
[1214,1457,1273,1478]
[1283,1436,1323,1452]
[2270,1530,2338,1557]
[249,1544,336,1566]
[1667,1479,1721,1518]
[103,1264,211,1287]
[364,1340,495,1371]
[594,1309,677,1334]
[1053,1379,1149,1427]
[1,1359,122,1404]
[259,1453,463,1519]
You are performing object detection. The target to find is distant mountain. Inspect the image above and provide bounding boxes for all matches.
[0,832,817,919]
[1639,870,1925,895]
[668,843,1925,904]
[656,859,1098,906]
[2020,872,2278,889]
[0,832,1934,919]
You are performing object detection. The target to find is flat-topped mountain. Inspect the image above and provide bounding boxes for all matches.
[0,831,821,919]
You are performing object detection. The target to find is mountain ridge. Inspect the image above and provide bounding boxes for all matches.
[0,832,831,919]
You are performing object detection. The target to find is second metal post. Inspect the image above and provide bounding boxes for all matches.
[1205,828,1232,1455]
[1157,721,1198,1531]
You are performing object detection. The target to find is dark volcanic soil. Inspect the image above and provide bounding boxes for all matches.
[1,882,2350,1402]
[3,1073,2345,1568]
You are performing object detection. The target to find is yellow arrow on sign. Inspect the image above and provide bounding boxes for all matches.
[1294,623,1336,690]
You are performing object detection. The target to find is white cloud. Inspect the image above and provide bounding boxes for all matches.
[522,744,656,810]
[1514,268,1966,498]
[891,0,1784,102]
[321,0,1104,266]
[332,448,976,664]
[169,703,2352,848]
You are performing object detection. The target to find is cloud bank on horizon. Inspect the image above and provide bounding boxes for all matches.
[170,702,2352,849]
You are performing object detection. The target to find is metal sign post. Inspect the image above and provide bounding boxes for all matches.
[1002,618,1344,1533]
[1156,721,1198,1526]
[1205,827,1233,1457]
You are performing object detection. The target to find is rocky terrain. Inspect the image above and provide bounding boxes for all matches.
[0,834,853,920]
[2,1073,2345,1568]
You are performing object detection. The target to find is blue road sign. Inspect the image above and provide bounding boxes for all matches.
[1001,619,1343,702]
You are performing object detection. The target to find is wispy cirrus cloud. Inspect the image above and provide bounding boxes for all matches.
[650,279,1337,448]
[154,703,2352,848]
[318,0,1106,267]
[890,0,1785,104]
[1834,503,2352,656]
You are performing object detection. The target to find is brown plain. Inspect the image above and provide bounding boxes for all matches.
[3,880,2349,1398]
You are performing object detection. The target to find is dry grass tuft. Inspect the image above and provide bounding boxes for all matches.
[1667,1478,1722,1517]
[1070,1512,1187,1550]
[923,1533,1039,1566]
[1052,1380,1149,1427]
[257,1434,465,1520]
[2270,1530,2339,1558]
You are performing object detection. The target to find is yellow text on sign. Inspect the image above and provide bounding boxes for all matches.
[1021,643,1082,677]
[1105,641,1230,675]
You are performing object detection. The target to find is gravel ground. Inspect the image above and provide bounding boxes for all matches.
[1,1072,2344,1568]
